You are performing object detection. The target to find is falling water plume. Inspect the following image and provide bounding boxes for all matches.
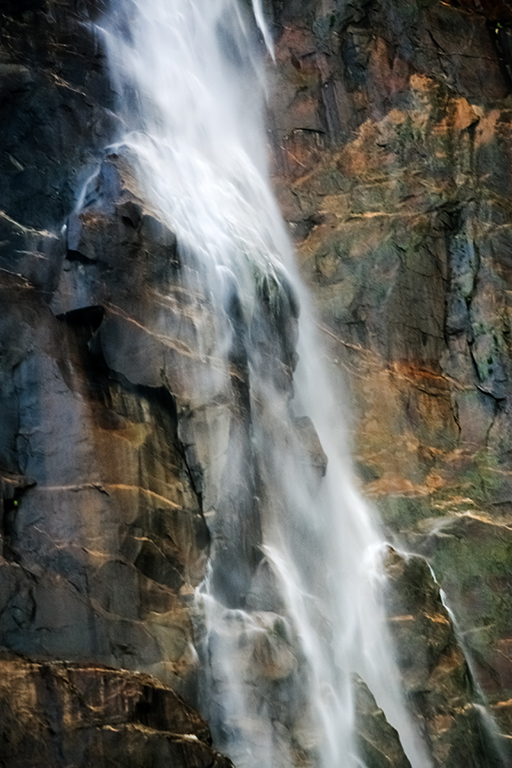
[101,1,431,767]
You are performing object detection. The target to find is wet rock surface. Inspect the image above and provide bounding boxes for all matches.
[267,0,512,758]
[0,653,233,768]
[353,675,412,768]
[0,147,212,688]
[384,548,507,766]
[0,4,229,766]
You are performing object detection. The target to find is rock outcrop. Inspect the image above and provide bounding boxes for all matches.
[0,653,233,768]
[0,150,209,691]
[384,548,504,766]
[353,674,412,768]
[267,0,512,756]
[0,3,226,766]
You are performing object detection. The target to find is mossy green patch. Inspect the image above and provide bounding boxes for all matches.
[431,521,512,652]
[377,495,434,532]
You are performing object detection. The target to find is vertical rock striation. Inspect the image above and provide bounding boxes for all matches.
[267,0,512,758]
[0,3,224,764]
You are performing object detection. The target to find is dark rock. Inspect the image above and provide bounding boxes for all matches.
[269,0,512,748]
[353,674,412,768]
[0,147,210,690]
[383,547,507,767]
[293,415,328,478]
[0,653,233,768]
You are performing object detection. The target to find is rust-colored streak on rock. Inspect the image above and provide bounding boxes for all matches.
[0,654,233,768]
[269,0,512,758]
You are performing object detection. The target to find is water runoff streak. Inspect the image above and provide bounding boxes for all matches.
[104,2,430,767]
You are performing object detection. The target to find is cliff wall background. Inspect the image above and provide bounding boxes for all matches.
[0,0,511,765]
[267,0,512,749]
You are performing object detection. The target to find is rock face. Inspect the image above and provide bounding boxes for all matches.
[0,150,210,690]
[1,0,512,767]
[0,3,224,766]
[353,674,412,768]
[0,653,233,768]
[267,0,512,757]
[384,548,504,767]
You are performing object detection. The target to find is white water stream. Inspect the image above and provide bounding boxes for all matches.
[103,2,430,767]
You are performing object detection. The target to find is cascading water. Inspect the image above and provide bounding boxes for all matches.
[101,2,431,766]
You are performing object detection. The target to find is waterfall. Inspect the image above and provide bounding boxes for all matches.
[101,2,430,766]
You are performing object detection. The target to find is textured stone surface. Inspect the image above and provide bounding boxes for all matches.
[0,154,212,689]
[0,5,221,765]
[353,674,412,768]
[0,0,219,689]
[384,548,506,766]
[266,0,512,752]
[0,653,233,768]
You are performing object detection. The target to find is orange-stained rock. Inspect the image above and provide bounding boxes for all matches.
[0,653,233,768]
[268,0,512,756]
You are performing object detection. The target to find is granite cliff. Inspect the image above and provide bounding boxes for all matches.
[266,0,512,759]
[0,0,511,766]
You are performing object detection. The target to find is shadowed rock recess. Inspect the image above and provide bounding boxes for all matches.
[0,0,511,766]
